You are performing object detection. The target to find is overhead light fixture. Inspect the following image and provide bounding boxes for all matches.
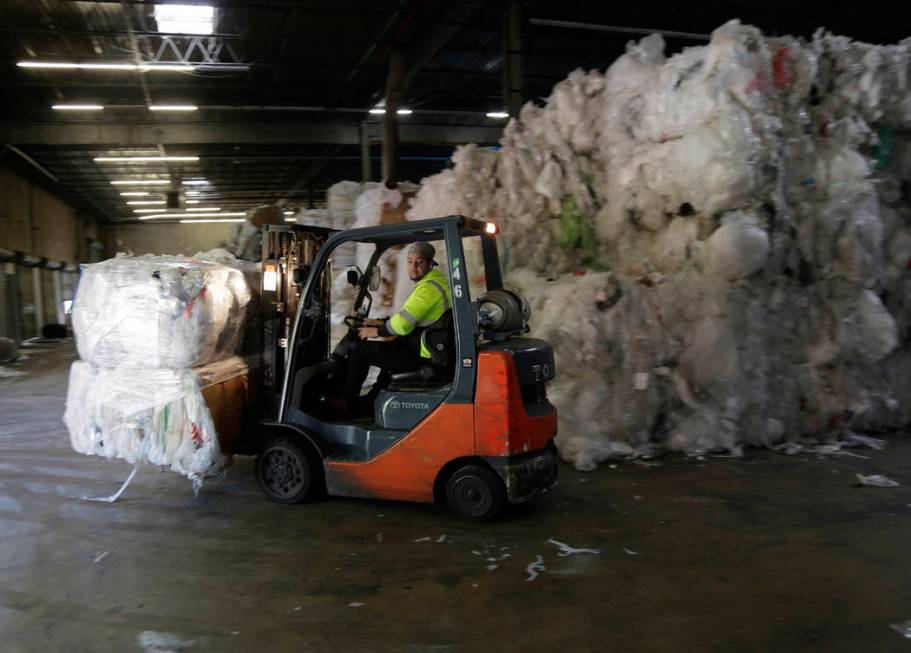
[182,179,208,185]
[179,219,245,224]
[133,208,168,213]
[284,217,297,222]
[95,155,199,162]
[283,210,295,216]
[368,108,413,115]
[18,61,194,72]
[486,112,509,119]
[140,211,246,220]
[111,179,170,185]
[119,191,150,196]
[149,104,198,111]
[154,4,215,36]
[185,190,201,196]
[186,207,221,211]
[127,200,166,205]
[52,104,103,110]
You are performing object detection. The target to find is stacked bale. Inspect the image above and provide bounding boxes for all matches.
[65,252,258,488]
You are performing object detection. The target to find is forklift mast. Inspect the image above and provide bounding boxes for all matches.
[260,225,333,396]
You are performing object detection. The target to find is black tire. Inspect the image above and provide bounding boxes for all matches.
[256,436,317,504]
[445,464,506,521]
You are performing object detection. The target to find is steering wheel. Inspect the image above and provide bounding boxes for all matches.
[344,315,365,331]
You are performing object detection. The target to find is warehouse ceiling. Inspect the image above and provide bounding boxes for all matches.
[0,0,907,222]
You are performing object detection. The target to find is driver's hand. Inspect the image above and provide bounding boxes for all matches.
[358,326,380,340]
[363,318,384,327]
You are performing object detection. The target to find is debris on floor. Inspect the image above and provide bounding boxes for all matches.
[547,537,601,556]
[0,366,25,378]
[137,630,198,653]
[890,620,911,639]
[856,474,901,488]
[78,464,139,503]
[525,555,546,581]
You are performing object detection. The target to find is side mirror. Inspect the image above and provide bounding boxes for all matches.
[346,269,360,286]
[368,266,381,292]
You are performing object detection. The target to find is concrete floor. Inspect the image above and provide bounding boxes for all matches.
[1,342,911,653]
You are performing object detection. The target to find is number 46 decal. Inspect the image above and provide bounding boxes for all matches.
[452,257,463,298]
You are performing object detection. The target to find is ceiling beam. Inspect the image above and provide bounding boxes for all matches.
[0,122,503,146]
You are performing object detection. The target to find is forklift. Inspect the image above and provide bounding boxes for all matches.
[248,216,558,520]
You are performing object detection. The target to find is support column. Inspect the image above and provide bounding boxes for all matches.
[360,122,372,182]
[32,267,44,335]
[503,0,524,118]
[53,270,64,325]
[382,50,405,183]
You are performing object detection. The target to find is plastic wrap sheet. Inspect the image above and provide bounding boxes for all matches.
[73,253,256,369]
[64,356,252,483]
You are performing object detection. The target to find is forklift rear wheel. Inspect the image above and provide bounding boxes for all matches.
[256,436,316,504]
[445,465,506,521]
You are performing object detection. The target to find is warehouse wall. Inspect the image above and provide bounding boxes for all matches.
[0,165,95,339]
[103,222,236,256]
[0,166,81,261]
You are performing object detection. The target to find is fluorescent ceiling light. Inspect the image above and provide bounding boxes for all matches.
[140,211,246,220]
[283,211,295,216]
[133,209,167,214]
[119,191,149,196]
[186,207,221,211]
[149,104,198,111]
[185,191,201,196]
[486,111,510,119]
[154,5,215,35]
[95,155,199,162]
[111,179,170,185]
[284,217,297,222]
[182,179,208,185]
[368,108,413,115]
[18,61,194,72]
[52,104,103,110]
[186,200,200,204]
[127,200,166,205]
[179,219,245,224]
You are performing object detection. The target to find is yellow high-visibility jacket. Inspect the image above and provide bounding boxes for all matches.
[381,268,452,358]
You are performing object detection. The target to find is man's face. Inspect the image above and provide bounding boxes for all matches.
[407,253,432,281]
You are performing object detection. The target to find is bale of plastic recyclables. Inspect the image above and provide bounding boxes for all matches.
[72,250,255,368]
[66,250,259,489]
[404,20,911,470]
[64,356,249,489]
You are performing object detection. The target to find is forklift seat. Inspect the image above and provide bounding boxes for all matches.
[389,365,436,384]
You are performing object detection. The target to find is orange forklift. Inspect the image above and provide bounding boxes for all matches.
[249,216,558,520]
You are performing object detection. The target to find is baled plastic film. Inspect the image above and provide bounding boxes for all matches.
[64,356,252,483]
[72,253,255,369]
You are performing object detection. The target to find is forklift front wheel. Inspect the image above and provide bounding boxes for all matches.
[445,465,506,521]
[256,436,317,504]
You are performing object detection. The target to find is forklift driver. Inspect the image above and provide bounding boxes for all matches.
[344,242,452,414]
